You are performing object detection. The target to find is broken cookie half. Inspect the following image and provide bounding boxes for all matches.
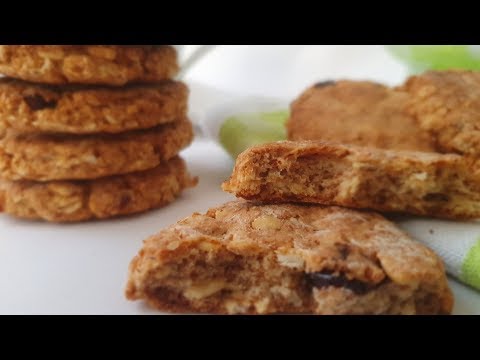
[223,141,480,220]
[126,200,452,314]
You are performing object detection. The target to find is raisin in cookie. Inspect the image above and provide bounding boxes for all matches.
[287,80,435,152]
[223,141,480,220]
[0,78,188,134]
[0,118,193,181]
[126,200,452,314]
[0,156,197,222]
[0,45,178,86]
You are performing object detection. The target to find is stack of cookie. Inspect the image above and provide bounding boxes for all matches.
[0,45,196,222]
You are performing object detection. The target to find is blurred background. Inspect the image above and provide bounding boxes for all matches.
[181,45,480,99]
[182,45,406,100]
[178,45,480,152]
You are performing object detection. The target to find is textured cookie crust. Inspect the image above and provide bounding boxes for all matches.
[126,200,452,314]
[401,70,480,156]
[0,45,178,85]
[0,118,193,181]
[223,141,480,220]
[0,156,197,222]
[0,79,188,134]
[287,80,435,152]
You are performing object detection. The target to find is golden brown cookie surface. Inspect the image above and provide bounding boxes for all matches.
[0,119,193,181]
[402,70,480,156]
[0,45,178,85]
[287,80,435,152]
[0,79,188,134]
[0,156,197,222]
[126,200,452,314]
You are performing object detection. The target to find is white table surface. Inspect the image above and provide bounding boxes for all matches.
[0,45,479,314]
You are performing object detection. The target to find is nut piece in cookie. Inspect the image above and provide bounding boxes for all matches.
[223,141,480,220]
[401,70,480,156]
[287,80,435,152]
[126,200,453,314]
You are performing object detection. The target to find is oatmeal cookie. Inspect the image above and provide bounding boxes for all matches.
[0,78,188,134]
[287,80,435,151]
[0,45,178,85]
[0,156,197,222]
[0,118,193,181]
[401,70,480,156]
[126,200,452,314]
[223,141,480,220]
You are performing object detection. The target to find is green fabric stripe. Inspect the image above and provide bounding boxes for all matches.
[461,239,480,290]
